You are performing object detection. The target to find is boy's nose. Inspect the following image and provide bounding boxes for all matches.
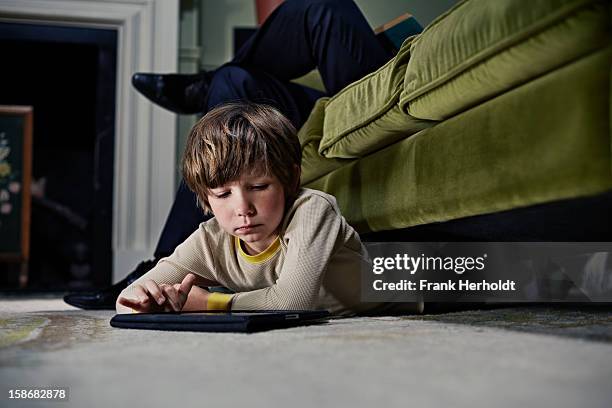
[237,206,255,217]
[235,199,255,217]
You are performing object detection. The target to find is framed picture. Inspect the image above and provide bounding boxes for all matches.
[0,105,33,287]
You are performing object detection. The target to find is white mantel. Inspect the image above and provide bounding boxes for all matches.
[0,0,180,282]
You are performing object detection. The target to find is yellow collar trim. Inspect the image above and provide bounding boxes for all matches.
[234,235,281,264]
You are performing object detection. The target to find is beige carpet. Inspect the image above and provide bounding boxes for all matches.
[1,297,612,408]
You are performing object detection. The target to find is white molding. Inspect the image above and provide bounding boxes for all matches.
[179,46,202,64]
[0,0,180,282]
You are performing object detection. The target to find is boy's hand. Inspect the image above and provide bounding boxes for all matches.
[117,273,197,313]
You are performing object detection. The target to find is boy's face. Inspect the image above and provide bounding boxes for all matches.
[207,172,286,255]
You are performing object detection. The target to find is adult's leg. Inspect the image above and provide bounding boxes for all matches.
[233,0,392,95]
[153,180,211,258]
[206,65,324,128]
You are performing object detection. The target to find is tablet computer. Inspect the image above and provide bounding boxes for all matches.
[110,310,331,333]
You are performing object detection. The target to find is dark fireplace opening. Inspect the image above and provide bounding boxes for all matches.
[0,22,117,291]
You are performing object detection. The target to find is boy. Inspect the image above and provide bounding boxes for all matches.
[116,102,421,316]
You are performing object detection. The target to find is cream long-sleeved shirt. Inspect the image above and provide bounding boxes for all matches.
[121,188,392,315]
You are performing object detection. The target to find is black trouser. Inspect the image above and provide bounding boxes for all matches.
[154,0,391,258]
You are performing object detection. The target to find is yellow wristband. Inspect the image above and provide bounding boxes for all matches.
[207,292,234,311]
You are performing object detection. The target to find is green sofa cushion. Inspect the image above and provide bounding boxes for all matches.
[322,104,434,159]
[319,36,432,159]
[306,47,612,233]
[401,0,608,120]
[298,98,353,185]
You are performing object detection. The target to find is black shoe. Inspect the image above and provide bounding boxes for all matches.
[131,71,213,114]
[63,259,159,310]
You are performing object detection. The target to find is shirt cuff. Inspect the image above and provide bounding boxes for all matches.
[207,292,234,311]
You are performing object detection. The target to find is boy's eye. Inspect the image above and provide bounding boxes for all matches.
[250,184,269,190]
[215,191,230,198]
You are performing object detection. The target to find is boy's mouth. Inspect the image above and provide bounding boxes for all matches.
[235,224,261,233]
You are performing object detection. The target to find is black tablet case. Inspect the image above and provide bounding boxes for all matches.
[110,310,330,333]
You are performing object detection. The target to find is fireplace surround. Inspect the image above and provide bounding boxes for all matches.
[0,0,180,283]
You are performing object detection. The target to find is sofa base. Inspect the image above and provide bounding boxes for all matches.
[362,190,612,242]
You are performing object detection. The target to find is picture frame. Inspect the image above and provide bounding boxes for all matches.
[0,105,33,287]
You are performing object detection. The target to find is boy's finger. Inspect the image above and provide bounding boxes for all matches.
[118,296,142,310]
[144,280,165,305]
[132,285,149,302]
[179,274,197,297]
[161,286,180,311]
[133,286,151,304]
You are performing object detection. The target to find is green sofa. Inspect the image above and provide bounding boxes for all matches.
[297,0,611,240]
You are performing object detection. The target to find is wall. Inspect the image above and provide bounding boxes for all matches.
[200,0,256,69]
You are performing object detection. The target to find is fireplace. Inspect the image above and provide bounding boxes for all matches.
[0,0,180,287]
[0,22,117,289]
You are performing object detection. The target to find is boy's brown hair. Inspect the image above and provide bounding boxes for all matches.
[182,101,301,212]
